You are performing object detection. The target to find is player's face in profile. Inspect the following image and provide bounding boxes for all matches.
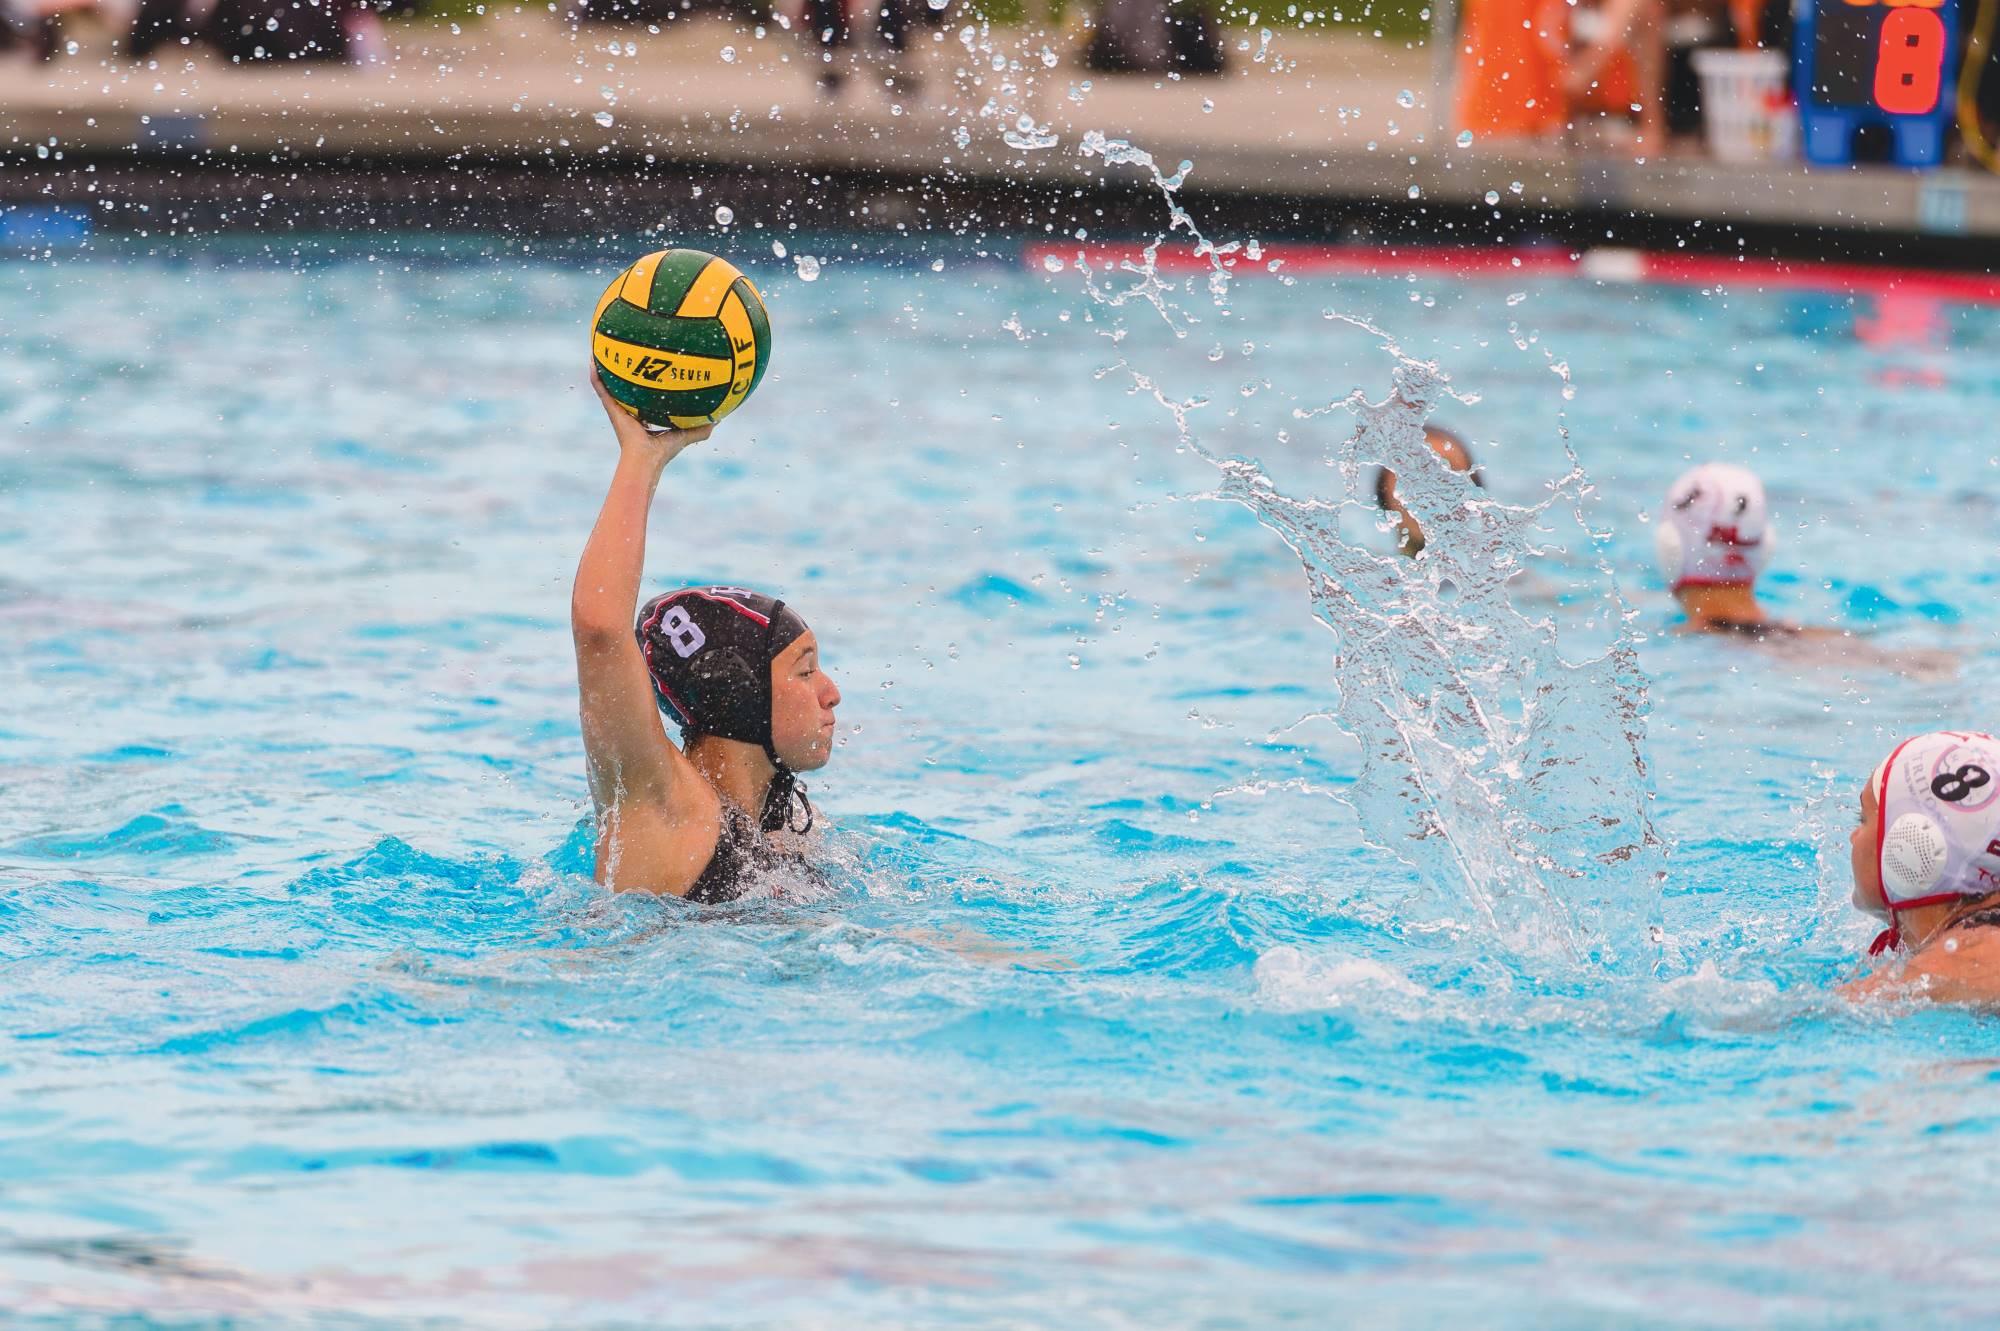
[770,632,841,772]
[1851,780,1886,915]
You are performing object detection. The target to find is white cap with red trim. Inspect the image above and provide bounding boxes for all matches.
[1654,463,1772,592]
[1869,731,2000,953]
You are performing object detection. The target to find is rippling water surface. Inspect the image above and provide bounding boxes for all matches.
[4,237,2000,1326]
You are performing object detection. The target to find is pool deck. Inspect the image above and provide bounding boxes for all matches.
[4,9,1999,255]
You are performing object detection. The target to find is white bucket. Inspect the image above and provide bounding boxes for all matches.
[1692,48,1797,163]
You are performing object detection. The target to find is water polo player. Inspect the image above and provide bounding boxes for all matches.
[1373,425,1484,557]
[1841,731,2000,1005]
[1651,461,1843,638]
[570,372,841,902]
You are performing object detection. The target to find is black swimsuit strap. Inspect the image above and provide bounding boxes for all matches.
[1947,905,2000,934]
[685,801,763,906]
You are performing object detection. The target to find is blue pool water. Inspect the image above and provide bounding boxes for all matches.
[4,236,2000,1325]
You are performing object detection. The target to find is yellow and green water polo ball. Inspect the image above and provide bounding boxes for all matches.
[591,249,772,429]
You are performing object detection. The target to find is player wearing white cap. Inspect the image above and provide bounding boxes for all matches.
[1653,462,1801,635]
[1842,731,2000,1005]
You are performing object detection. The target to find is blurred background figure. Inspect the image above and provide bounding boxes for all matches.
[561,0,759,26]
[1452,0,1663,142]
[1450,0,1568,140]
[1563,0,1664,142]
[2,0,125,61]
[1453,0,1802,148]
[125,0,398,62]
[796,0,942,102]
[1084,0,1224,75]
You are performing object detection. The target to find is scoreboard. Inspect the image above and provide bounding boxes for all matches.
[1796,0,1960,165]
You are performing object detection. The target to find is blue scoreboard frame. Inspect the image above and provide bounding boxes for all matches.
[1795,0,1960,166]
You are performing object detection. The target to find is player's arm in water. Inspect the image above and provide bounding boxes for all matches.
[571,372,721,891]
[1839,733,2000,1007]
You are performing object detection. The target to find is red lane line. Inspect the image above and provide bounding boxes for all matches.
[1634,254,2000,303]
[1020,243,2000,305]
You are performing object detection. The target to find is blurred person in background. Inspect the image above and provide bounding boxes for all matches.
[800,0,941,101]
[1084,0,1224,75]
[3,0,126,60]
[127,0,396,62]
[1454,0,1662,142]
[1453,0,1568,139]
[1561,0,1665,142]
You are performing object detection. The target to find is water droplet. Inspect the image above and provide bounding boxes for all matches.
[1042,254,1063,273]
[1396,88,1415,108]
[795,255,821,281]
[1456,130,1473,147]
[931,258,945,271]
[1407,185,1420,199]
[594,111,614,128]
[1509,180,1524,194]
[772,240,787,258]
[720,45,736,61]
[1202,99,1214,113]
[1484,189,1500,205]
[952,125,971,149]
[927,0,947,9]
[714,205,734,225]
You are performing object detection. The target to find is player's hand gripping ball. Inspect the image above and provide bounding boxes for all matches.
[591,249,771,429]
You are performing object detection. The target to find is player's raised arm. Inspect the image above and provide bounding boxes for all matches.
[571,371,712,815]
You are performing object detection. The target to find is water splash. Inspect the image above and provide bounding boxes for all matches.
[1067,134,1666,972]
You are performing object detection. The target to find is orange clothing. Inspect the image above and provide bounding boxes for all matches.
[1453,0,1567,138]
[1454,0,1645,137]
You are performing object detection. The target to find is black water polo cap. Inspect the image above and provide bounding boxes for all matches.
[636,586,809,752]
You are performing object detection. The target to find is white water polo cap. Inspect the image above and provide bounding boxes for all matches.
[1869,731,2000,953]
[1653,463,1773,592]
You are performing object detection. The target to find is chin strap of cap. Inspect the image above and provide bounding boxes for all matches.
[1868,889,1971,956]
[757,601,814,836]
[760,763,814,834]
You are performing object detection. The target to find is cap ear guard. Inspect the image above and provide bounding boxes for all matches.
[1746,521,1775,574]
[1882,813,1950,899]
[1653,521,1685,587]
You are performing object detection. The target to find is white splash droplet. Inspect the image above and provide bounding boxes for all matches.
[795,255,821,281]
[714,205,734,225]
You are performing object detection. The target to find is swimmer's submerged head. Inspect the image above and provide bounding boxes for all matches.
[1655,463,1772,594]
[1852,731,2000,953]
[1373,426,1485,556]
[637,586,842,825]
